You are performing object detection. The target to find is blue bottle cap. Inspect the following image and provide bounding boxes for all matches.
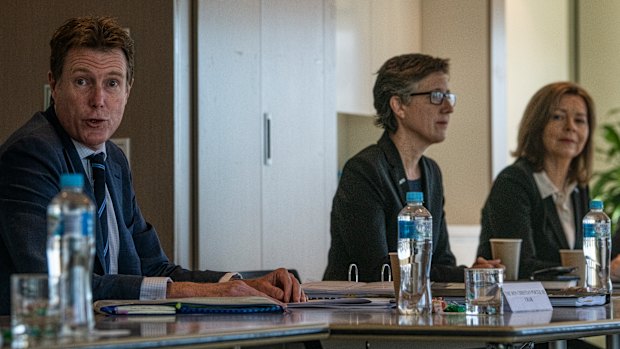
[590,200,604,210]
[60,173,84,188]
[406,191,423,203]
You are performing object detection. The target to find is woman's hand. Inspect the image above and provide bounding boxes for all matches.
[611,255,620,282]
[471,256,504,269]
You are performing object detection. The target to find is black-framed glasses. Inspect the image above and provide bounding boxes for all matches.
[409,91,456,107]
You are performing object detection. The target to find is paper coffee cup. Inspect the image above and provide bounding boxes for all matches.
[490,238,522,281]
[389,252,400,298]
[560,249,586,287]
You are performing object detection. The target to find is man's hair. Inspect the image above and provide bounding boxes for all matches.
[513,81,596,185]
[373,53,450,133]
[49,16,134,85]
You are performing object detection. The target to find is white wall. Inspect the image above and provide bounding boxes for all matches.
[336,0,421,116]
[448,225,480,266]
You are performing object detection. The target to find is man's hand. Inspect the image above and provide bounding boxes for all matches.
[165,268,306,303]
[242,268,306,303]
[167,280,270,298]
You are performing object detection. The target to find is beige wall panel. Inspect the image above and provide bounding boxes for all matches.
[421,0,491,225]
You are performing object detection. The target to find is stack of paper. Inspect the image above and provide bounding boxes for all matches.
[546,289,608,307]
[301,281,394,299]
[539,279,579,290]
[547,294,607,307]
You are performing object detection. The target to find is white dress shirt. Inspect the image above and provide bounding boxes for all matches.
[533,170,577,249]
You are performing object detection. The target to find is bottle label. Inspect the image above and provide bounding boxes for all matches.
[399,220,417,239]
[398,218,432,240]
[583,222,611,238]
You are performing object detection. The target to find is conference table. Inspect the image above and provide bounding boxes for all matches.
[2,299,620,349]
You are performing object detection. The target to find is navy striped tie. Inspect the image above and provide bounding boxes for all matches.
[88,153,109,269]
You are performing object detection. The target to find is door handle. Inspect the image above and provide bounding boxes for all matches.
[264,113,272,166]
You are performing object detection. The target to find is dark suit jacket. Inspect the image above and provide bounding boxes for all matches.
[0,108,226,315]
[477,158,589,279]
[323,131,463,282]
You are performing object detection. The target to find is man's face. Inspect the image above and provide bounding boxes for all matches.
[49,47,131,150]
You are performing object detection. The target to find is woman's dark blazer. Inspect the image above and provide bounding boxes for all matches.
[477,158,589,279]
[323,131,463,282]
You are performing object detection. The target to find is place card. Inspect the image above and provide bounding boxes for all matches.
[502,282,552,312]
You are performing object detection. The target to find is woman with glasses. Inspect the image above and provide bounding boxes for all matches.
[477,82,595,282]
[323,53,500,283]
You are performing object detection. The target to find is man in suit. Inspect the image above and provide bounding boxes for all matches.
[0,16,303,316]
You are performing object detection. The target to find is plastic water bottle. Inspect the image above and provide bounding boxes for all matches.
[397,191,433,314]
[582,200,612,294]
[47,173,96,336]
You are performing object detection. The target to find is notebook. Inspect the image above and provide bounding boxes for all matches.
[94,296,285,315]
